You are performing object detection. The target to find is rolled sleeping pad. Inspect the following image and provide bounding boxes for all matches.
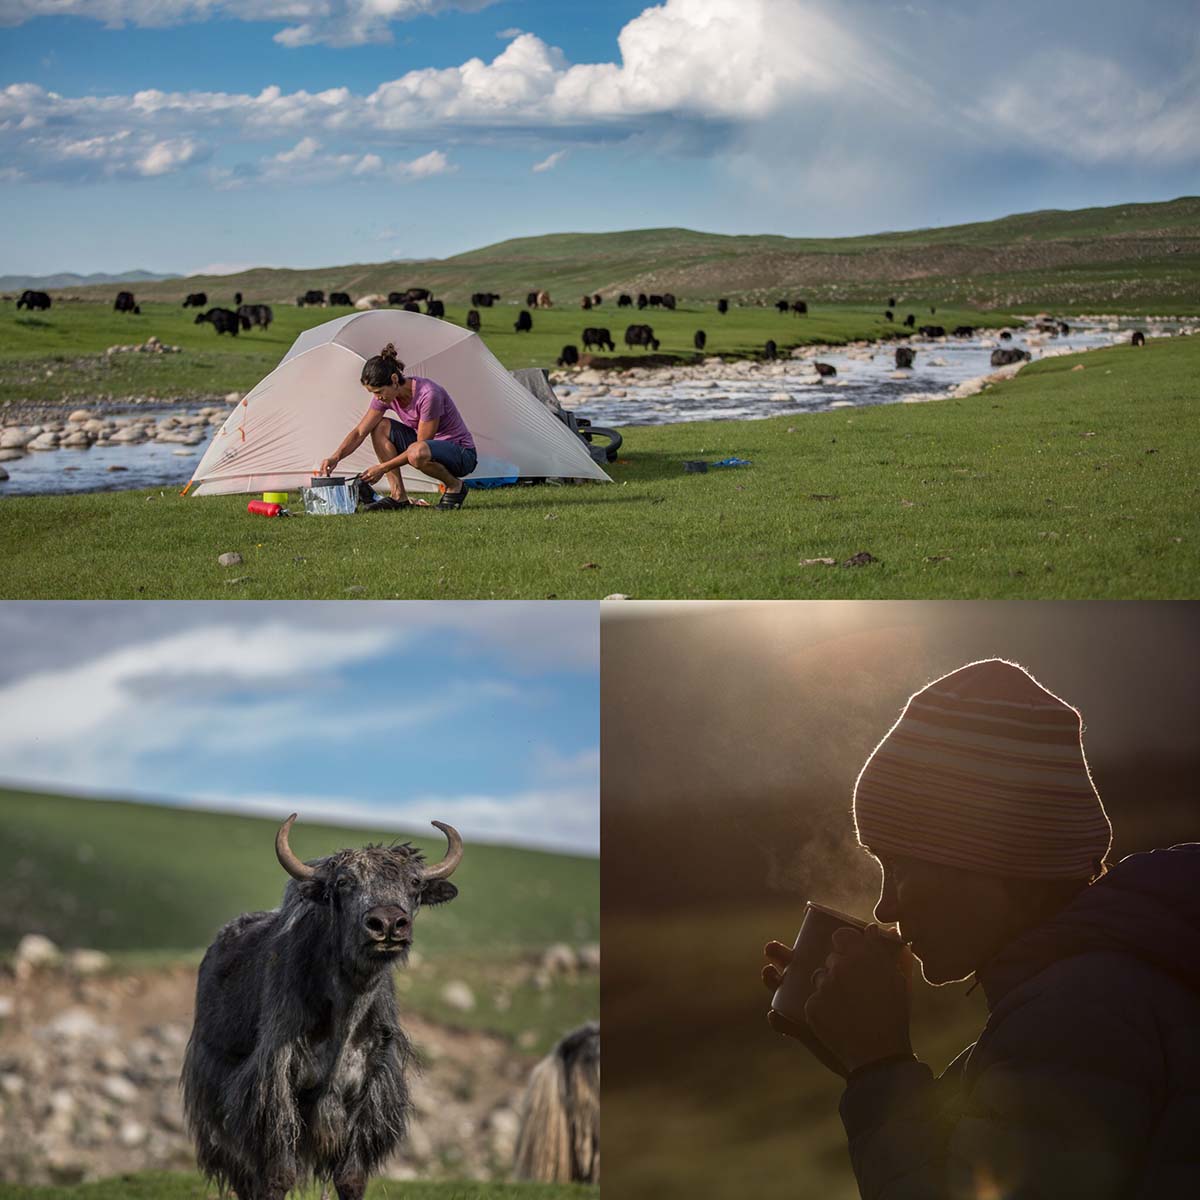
[263,492,288,504]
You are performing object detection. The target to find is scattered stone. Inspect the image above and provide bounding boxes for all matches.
[44,1007,105,1040]
[441,981,476,1012]
[1071,364,1085,371]
[0,448,25,462]
[102,1074,140,1104]
[603,593,630,600]
[15,933,62,972]
[224,391,242,403]
[106,464,129,472]
[68,409,95,423]
[0,995,14,1020]
[842,551,879,567]
[0,465,7,481]
[217,552,243,568]
[67,949,111,976]
[799,557,837,567]
[541,944,577,975]
[119,1120,149,1147]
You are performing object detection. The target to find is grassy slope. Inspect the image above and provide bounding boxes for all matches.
[0,1175,596,1199]
[31,196,1200,312]
[1,334,1196,601]
[0,788,598,955]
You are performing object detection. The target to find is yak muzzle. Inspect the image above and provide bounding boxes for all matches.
[364,906,411,945]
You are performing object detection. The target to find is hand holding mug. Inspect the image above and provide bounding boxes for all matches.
[804,924,914,1074]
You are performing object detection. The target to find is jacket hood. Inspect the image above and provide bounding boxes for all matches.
[977,843,1200,1008]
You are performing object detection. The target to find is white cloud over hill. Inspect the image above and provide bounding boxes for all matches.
[1,0,1196,185]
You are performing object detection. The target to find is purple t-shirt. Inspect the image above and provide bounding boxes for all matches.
[368,376,475,450]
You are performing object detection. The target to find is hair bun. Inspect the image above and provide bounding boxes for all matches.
[377,342,405,373]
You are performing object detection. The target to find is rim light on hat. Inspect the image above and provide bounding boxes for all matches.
[852,659,1112,880]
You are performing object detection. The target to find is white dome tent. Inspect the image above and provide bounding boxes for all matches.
[186,309,611,496]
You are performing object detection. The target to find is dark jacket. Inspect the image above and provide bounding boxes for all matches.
[840,844,1200,1199]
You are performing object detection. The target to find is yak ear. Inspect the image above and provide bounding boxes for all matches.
[420,879,458,907]
[296,875,329,904]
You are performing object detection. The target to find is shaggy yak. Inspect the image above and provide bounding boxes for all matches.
[513,1022,600,1184]
[182,815,463,1200]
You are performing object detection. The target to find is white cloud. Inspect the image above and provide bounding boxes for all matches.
[396,148,454,177]
[136,136,203,176]
[496,26,522,39]
[3,0,1193,191]
[532,149,566,173]
[976,50,1200,165]
[180,783,599,854]
[195,260,271,275]
[1,1,502,48]
[0,623,398,784]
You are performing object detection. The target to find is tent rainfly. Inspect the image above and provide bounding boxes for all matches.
[186,309,611,495]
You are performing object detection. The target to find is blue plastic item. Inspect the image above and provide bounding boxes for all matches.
[465,476,519,489]
[710,457,753,468]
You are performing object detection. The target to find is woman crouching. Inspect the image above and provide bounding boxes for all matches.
[319,342,477,510]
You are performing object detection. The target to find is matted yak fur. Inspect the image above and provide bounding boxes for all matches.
[182,837,456,1200]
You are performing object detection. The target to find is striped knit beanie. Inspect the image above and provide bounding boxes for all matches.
[853,659,1111,879]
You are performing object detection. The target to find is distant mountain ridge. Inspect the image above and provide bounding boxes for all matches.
[32,197,1200,311]
[1,269,180,291]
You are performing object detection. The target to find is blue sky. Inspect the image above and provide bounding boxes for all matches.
[0,601,599,854]
[1,0,1197,275]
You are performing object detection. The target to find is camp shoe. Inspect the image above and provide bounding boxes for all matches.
[364,496,413,513]
[437,486,468,510]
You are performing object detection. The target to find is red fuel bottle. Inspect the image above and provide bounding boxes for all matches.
[247,500,284,517]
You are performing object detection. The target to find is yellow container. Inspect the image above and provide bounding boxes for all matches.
[263,492,288,504]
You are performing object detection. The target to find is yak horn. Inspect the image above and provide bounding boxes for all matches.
[423,821,463,880]
[275,813,316,881]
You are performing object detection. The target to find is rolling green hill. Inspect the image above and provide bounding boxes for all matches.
[0,787,598,958]
[38,197,1200,313]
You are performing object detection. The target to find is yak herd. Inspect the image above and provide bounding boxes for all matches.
[10,287,1126,366]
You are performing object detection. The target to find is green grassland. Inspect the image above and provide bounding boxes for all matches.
[33,196,1200,314]
[0,788,598,1052]
[1,334,1196,600]
[0,298,1012,408]
[0,1174,596,1200]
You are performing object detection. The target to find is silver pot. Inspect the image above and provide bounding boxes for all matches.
[301,474,361,516]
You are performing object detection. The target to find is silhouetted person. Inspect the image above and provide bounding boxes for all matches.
[764,659,1200,1200]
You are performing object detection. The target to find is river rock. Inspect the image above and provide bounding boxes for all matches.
[441,981,476,1011]
[67,409,94,423]
[541,943,577,975]
[0,465,8,480]
[28,433,60,451]
[102,1074,139,1104]
[67,949,111,976]
[16,934,62,971]
[109,426,146,443]
[224,392,242,403]
[62,431,91,448]
[1,428,35,449]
